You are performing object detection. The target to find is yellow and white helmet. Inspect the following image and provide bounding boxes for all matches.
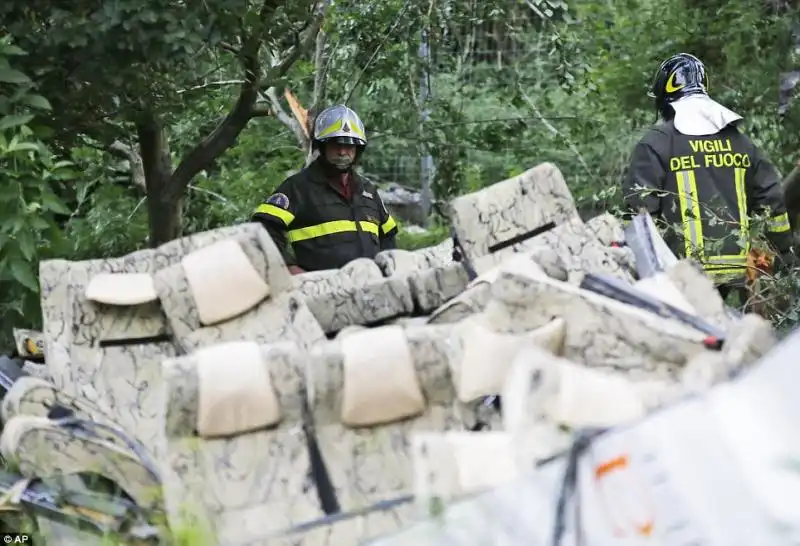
[312,104,367,148]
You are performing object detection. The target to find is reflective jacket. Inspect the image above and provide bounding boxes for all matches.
[252,159,398,272]
[623,120,792,283]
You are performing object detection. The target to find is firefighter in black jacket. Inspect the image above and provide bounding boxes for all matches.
[623,53,794,287]
[252,105,398,274]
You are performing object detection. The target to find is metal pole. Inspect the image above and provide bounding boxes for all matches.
[419,28,434,226]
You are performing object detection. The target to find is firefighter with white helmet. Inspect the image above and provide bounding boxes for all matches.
[253,104,398,273]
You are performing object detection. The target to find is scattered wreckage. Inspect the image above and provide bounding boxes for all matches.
[0,162,793,545]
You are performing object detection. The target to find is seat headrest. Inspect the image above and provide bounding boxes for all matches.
[340,325,425,427]
[451,317,566,403]
[545,358,647,427]
[412,432,519,499]
[195,341,281,437]
[85,273,158,305]
[181,239,271,326]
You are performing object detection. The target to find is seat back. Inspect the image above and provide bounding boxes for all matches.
[406,263,470,314]
[153,223,324,351]
[43,251,158,402]
[307,321,547,516]
[501,343,682,464]
[375,238,454,277]
[485,271,709,378]
[472,216,635,283]
[160,340,320,544]
[44,226,252,455]
[67,266,176,457]
[663,260,732,329]
[292,258,414,334]
[427,252,551,325]
[39,259,84,395]
[448,162,579,267]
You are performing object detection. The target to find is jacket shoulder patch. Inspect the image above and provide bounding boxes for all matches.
[267,192,290,209]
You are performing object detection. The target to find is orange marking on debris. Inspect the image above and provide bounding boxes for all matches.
[595,455,628,478]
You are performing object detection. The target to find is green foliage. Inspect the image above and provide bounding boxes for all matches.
[1,0,800,348]
[1,0,317,139]
[0,37,74,351]
[396,222,448,251]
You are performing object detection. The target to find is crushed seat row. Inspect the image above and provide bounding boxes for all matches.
[0,162,778,546]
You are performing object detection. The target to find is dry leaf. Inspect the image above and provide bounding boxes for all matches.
[284,89,309,138]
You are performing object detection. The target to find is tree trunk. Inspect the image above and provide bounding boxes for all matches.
[137,113,182,247]
[145,193,184,247]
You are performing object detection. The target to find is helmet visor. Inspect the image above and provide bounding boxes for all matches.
[321,136,365,146]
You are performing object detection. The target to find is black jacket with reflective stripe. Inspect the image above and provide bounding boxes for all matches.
[623,120,792,280]
[252,159,398,272]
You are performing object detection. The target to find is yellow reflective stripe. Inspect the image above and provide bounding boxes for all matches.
[767,212,791,233]
[703,255,748,283]
[359,221,379,235]
[381,215,397,234]
[287,220,379,243]
[705,254,747,266]
[254,203,294,226]
[676,170,703,259]
[349,122,366,140]
[733,167,750,254]
[317,119,343,138]
[705,267,747,282]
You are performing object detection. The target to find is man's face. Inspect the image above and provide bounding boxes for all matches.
[324,141,357,170]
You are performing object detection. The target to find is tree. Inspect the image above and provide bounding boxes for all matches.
[1,0,324,245]
[0,36,74,350]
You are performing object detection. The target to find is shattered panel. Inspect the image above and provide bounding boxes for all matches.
[2,377,118,429]
[0,415,162,509]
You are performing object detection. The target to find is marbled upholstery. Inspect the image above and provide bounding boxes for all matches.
[160,341,318,545]
[291,258,414,334]
[448,162,579,269]
[153,224,325,351]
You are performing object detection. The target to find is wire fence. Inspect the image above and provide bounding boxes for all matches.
[358,25,557,189]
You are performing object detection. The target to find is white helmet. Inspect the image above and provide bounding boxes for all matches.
[312,104,367,148]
